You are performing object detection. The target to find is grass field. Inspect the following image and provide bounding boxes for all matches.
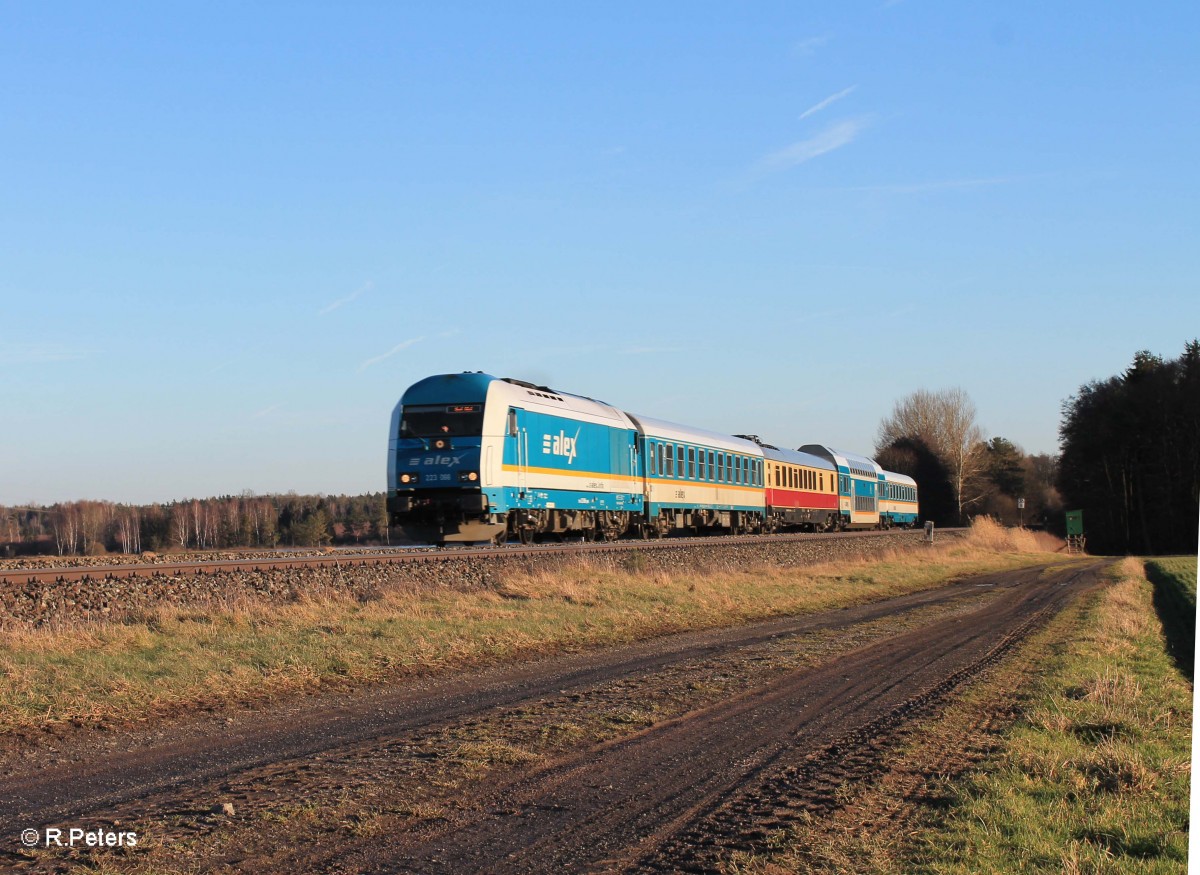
[0,521,1063,734]
[905,557,1193,874]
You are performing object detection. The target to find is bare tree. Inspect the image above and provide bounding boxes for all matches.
[116,505,141,554]
[171,502,191,549]
[877,387,986,524]
[53,503,81,555]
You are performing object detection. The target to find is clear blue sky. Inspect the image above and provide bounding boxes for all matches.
[2,2,1197,505]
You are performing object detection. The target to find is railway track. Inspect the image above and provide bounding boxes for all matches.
[0,528,954,587]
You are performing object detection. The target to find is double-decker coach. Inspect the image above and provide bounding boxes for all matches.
[798,445,883,529]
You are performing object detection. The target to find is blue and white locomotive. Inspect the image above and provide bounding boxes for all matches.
[387,372,917,544]
[388,373,641,544]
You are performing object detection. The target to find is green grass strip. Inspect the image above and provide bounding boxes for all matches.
[909,559,1192,874]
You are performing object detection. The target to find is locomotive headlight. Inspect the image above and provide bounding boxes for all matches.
[433,438,448,450]
[459,471,479,482]
[400,473,420,484]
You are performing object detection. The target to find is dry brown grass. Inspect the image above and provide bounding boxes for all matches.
[0,528,1066,734]
[960,516,1063,554]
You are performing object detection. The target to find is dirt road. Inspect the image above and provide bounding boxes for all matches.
[1,559,1107,873]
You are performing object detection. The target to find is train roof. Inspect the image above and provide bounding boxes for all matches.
[400,372,497,405]
[626,413,764,455]
[880,469,917,486]
[759,445,836,470]
[399,373,633,426]
[798,444,882,478]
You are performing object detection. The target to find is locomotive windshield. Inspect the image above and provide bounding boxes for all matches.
[399,403,484,438]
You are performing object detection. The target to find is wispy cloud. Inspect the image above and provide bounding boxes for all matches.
[319,280,373,316]
[845,175,1032,195]
[793,34,832,56]
[252,403,283,419]
[755,118,869,176]
[0,342,87,364]
[799,85,857,120]
[358,336,424,372]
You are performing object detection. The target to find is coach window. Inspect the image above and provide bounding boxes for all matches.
[687,447,695,479]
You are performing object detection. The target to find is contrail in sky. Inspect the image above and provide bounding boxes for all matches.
[799,85,857,120]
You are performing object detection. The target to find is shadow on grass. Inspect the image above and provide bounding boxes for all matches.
[1144,561,1194,682]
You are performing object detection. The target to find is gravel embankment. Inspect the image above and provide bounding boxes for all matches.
[0,531,963,627]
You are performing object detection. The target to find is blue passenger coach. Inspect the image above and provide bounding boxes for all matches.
[629,415,765,536]
[878,470,920,528]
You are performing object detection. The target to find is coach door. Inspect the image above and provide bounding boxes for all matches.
[507,407,529,498]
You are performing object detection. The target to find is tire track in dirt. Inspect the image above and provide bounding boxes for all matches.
[646,592,1062,872]
[353,561,1106,874]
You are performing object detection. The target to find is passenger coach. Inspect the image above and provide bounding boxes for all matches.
[756,443,838,532]
[878,470,919,528]
[798,445,883,529]
[631,416,764,537]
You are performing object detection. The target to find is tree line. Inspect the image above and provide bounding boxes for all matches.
[875,388,1062,531]
[876,340,1198,555]
[1057,342,1199,555]
[1,493,390,556]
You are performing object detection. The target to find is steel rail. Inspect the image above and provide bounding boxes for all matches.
[0,528,958,587]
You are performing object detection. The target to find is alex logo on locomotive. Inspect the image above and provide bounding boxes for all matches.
[407,455,464,467]
[541,428,580,465]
